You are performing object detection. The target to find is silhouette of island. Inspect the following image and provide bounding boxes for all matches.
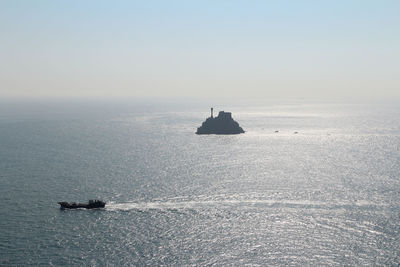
[196,108,245,135]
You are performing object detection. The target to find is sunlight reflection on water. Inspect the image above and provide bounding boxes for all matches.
[0,102,399,265]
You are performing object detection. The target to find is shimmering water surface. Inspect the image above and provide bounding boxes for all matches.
[0,101,399,266]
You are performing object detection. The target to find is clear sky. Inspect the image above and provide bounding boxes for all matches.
[1,0,399,101]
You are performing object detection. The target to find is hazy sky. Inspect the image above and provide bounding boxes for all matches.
[1,1,399,101]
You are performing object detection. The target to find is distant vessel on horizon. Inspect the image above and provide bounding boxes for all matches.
[196,108,245,135]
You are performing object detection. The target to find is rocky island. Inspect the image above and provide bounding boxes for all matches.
[196,108,245,135]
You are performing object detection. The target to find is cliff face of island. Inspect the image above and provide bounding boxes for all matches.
[196,109,245,135]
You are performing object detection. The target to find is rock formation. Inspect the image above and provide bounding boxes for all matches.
[196,108,245,135]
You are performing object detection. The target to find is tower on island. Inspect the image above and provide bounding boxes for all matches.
[196,109,245,135]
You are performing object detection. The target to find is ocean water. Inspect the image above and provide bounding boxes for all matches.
[0,100,399,266]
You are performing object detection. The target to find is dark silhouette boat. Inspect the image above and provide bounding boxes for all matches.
[58,200,106,209]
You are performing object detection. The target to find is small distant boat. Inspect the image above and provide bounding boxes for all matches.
[58,200,106,209]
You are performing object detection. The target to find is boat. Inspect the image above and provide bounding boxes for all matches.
[58,199,106,209]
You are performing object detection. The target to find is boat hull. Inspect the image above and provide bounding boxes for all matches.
[58,201,106,209]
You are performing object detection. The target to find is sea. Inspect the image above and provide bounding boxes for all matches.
[0,99,399,266]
